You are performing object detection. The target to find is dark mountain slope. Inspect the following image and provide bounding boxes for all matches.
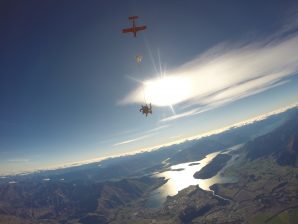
[0,176,164,224]
[168,107,296,165]
[245,112,298,166]
[168,139,225,164]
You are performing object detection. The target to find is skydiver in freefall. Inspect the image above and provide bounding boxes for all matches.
[139,103,152,116]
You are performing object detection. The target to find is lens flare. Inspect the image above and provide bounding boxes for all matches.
[144,76,192,106]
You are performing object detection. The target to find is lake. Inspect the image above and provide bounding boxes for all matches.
[146,146,240,208]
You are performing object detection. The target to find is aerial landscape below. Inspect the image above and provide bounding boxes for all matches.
[1,0,298,224]
[1,105,298,224]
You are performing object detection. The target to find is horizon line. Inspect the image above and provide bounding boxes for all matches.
[1,101,297,177]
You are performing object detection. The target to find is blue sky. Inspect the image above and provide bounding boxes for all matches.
[1,0,298,175]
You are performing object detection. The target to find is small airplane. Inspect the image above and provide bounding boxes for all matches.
[139,103,152,117]
[122,16,147,37]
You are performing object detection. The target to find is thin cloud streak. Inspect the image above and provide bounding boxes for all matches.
[112,125,168,146]
[113,134,152,146]
[7,159,29,163]
[146,124,168,133]
[160,108,201,122]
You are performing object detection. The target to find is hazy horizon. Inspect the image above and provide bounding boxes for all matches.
[1,102,297,176]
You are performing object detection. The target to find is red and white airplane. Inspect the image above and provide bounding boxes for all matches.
[122,16,146,37]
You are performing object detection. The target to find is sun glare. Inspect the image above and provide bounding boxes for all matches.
[144,76,192,106]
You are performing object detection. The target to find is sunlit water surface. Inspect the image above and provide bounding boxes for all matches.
[146,146,241,208]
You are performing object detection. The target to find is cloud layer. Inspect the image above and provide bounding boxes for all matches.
[120,26,298,121]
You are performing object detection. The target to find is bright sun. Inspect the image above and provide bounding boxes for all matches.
[143,76,192,106]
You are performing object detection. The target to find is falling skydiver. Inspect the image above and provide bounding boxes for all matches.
[139,103,152,117]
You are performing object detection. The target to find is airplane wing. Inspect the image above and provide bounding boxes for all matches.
[135,26,146,32]
[122,28,134,33]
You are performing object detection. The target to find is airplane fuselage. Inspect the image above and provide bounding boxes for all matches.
[122,16,146,37]
[132,19,137,37]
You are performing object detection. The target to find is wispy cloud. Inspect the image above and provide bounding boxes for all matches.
[161,79,290,122]
[160,108,201,122]
[7,159,29,163]
[112,125,168,146]
[146,124,168,133]
[121,19,298,121]
[113,134,152,146]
